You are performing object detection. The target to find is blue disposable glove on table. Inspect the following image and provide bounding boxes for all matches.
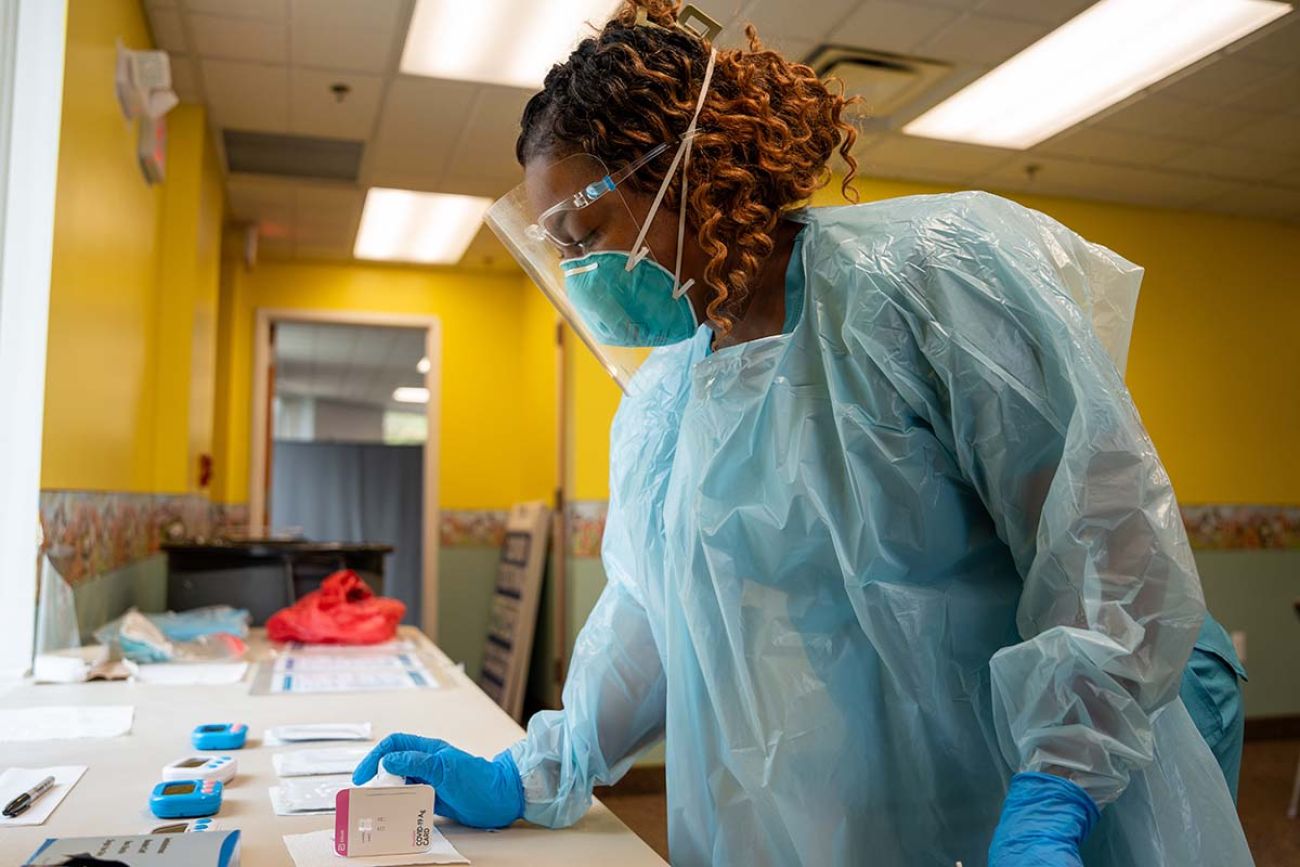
[352,733,524,829]
[989,772,1100,866]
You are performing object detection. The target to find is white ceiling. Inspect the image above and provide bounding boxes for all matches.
[274,321,426,411]
[145,0,1300,267]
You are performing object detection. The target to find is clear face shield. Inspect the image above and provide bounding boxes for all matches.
[485,150,678,390]
[486,48,718,393]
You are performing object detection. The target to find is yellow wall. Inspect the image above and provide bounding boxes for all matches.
[42,0,226,496]
[153,104,226,494]
[210,260,559,510]
[43,0,162,491]
[565,178,1300,505]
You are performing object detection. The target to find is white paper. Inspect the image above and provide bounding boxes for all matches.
[271,670,429,694]
[0,705,133,741]
[274,747,372,778]
[0,766,87,826]
[281,640,415,655]
[282,829,468,866]
[31,654,90,684]
[129,661,250,685]
[265,723,373,746]
[274,655,413,672]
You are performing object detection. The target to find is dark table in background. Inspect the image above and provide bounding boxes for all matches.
[162,540,393,624]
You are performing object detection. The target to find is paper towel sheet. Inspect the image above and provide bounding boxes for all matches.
[282,828,468,865]
[0,706,133,741]
[0,766,87,826]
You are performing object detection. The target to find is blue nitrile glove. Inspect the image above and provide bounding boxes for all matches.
[988,772,1100,866]
[352,733,524,829]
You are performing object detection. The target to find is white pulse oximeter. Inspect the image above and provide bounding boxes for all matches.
[161,755,238,784]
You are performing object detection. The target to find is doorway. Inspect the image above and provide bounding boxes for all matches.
[249,309,441,638]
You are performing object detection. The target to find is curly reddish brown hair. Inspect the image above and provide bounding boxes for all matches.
[516,0,859,332]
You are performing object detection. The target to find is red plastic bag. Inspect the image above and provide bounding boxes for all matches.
[267,570,405,645]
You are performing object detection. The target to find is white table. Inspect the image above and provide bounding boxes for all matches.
[0,628,666,866]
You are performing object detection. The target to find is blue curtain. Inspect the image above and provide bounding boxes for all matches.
[270,441,423,624]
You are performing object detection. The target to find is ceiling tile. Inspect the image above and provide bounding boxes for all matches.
[442,87,534,189]
[1164,145,1296,183]
[202,59,290,133]
[1232,68,1300,115]
[971,0,1091,27]
[1227,15,1300,67]
[1093,95,1267,144]
[369,78,481,186]
[189,14,288,64]
[185,0,289,22]
[836,1,957,56]
[859,134,1014,181]
[146,6,187,53]
[914,13,1047,65]
[741,0,859,44]
[258,235,295,258]
[226,177,295,224]
[1202,184,1300,222]
[1154,55,1289,106]
[976,157,1238,210]
[1034,127,1196,167]
[295,185,364,234]
[168,55,202,103]
[291,25,393,73]
[289,0,405,33]
[1220,113,1300,156]
[288,69,383,139]
[460,225,514,270]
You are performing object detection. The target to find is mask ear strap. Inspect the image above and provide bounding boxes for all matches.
[626,48,718,276]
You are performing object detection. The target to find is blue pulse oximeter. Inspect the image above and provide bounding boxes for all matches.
[149,779,223,818]
[191,722,247,750]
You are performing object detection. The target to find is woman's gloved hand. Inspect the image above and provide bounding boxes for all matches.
[352,733,525,829]
[988,772,1100,866]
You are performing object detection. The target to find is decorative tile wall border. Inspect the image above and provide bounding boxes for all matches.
[559,501,1300,557]
[440,510,510,548]
[41,493,1289,585]
[1181,504,1300,550]
[568,500,608,559]
[38,491,244,586]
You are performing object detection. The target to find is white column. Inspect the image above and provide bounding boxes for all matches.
[0,0,68,678]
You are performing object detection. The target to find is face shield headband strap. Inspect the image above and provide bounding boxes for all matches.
[626,47,719,302]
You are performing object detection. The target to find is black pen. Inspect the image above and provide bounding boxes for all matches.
[3,775,56,818]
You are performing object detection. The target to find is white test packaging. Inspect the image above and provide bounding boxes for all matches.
[161,755,237,783]
[334,784,435,857]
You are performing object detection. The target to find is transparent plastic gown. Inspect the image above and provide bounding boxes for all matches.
[509,192,1253,866]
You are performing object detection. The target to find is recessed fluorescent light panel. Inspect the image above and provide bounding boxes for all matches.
[903,0,1291,149]
[400,0,620,88]
[393,387,430,404]
[354,189,492,265]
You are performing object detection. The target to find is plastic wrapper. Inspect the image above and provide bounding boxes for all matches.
[94,607,249,663]
[266,570,405,645]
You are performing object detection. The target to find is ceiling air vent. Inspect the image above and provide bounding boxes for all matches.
[807,46,951,119]
[223,130,364,182]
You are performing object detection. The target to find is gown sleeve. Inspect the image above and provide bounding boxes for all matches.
[851,192,1205,806]
[506,348,690,827]
[508,574,667,826]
